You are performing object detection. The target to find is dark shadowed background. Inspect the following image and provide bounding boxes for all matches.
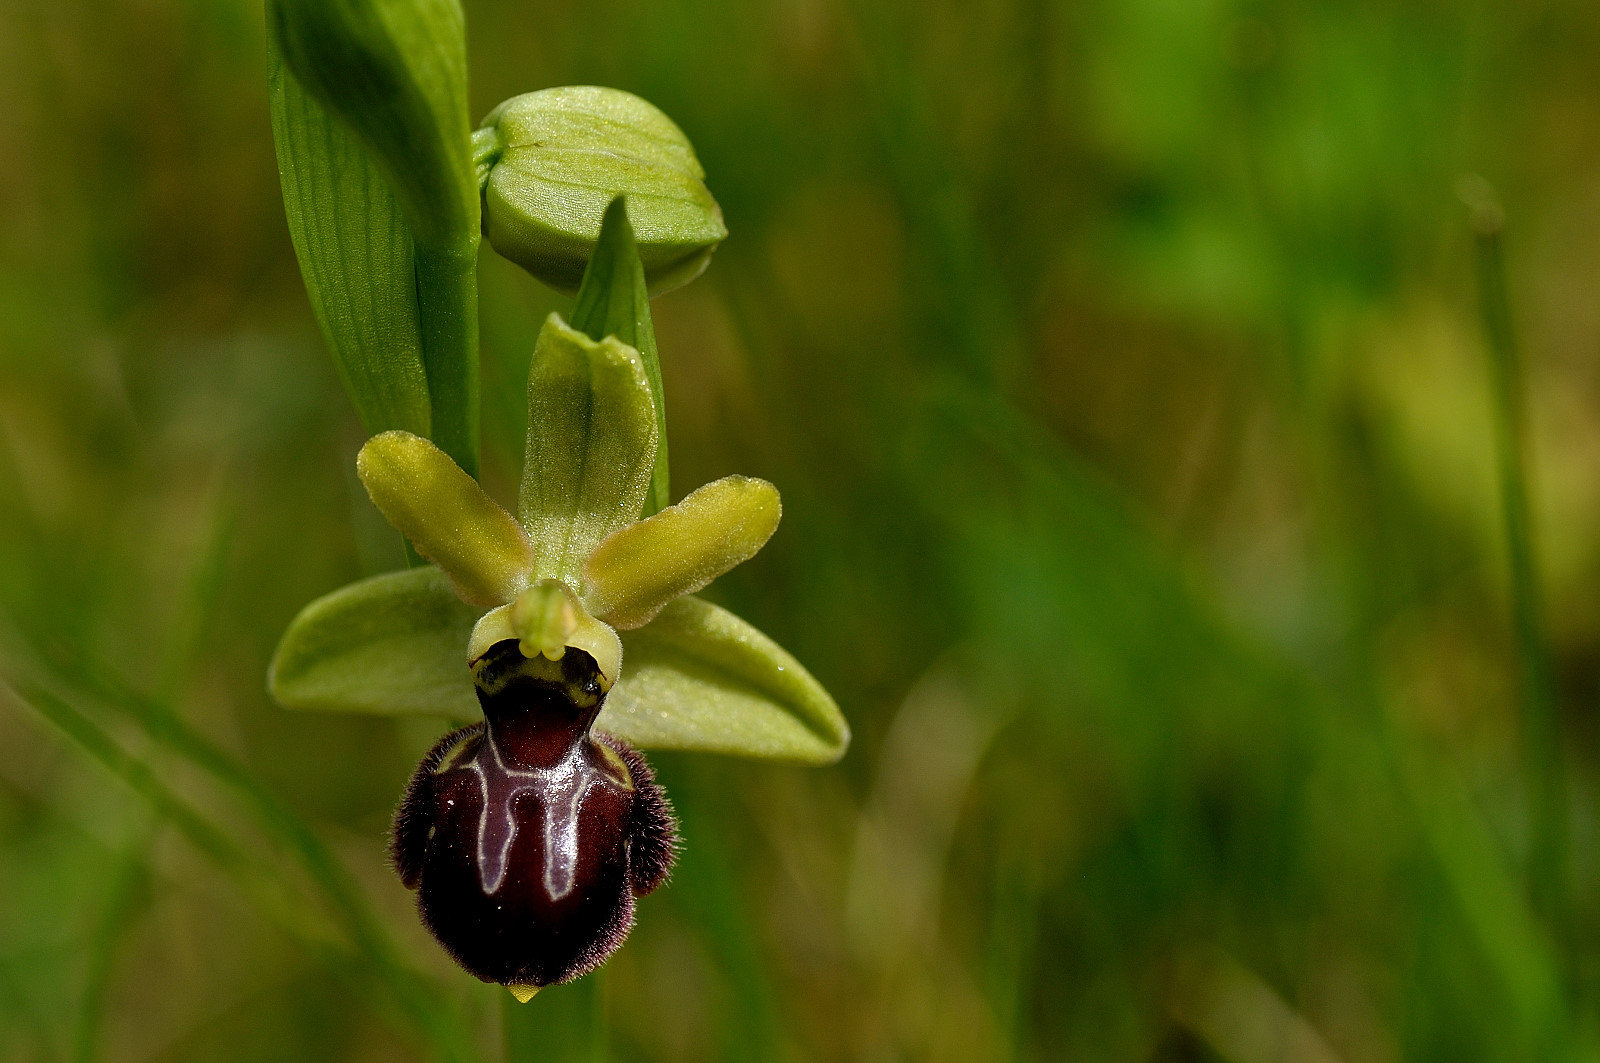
[3,0,1600,1060]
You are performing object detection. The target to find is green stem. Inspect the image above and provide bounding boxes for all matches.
[417,238,481,480]
[501,972,607,1063]
[1471,202,1567,930]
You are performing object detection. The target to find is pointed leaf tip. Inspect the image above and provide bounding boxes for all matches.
[571,197,670,516]
[267,40,432,440]
[268,0,476,250]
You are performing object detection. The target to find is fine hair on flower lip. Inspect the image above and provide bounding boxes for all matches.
[392,641,679,989]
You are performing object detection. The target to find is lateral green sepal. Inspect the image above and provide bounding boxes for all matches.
[603,595,848,764]
[269,577,849,764]
[268,568,480,720]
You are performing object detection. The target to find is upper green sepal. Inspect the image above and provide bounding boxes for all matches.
[477,87,726,295]
[269,571,848,764]
[519,314,659,585]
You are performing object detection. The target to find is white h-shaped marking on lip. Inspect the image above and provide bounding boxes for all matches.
[466,734,597,898]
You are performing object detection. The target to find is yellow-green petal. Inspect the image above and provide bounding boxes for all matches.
[357,430,534,606]
[582,476,781,629]
[519,314,659,584]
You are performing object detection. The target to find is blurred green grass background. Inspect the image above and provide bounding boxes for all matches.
[3,0,1600,1059]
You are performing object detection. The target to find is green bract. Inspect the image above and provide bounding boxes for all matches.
[569,198,671,516]
[477,87,727,295]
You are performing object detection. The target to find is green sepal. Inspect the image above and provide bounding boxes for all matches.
[269,568,480,720]
[356,431,533,606]
[269,577,849,764]
[571,198,670,515]
[519,315,659,585]
[267,39,431,440]
[607,595,848,764]
[583,476,781,629]
[266,0,476,252]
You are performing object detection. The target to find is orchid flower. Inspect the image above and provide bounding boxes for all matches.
[269,304,845,996]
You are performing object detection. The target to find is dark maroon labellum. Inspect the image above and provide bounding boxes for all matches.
[392,642,678,990]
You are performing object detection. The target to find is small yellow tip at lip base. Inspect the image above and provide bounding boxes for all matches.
[507,983,541,1003]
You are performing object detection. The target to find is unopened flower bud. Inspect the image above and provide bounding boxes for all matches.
[476,86,727,295]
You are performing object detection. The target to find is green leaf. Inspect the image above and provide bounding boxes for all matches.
[571,197,670,515]
[356,431,534,606]
[267,44,431,439]
[519,314,659,585]
[583,476,781,629]
[266,0,475,252]
[269,568,480,720]
[266,0,480,476]
[604,595,848,764]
